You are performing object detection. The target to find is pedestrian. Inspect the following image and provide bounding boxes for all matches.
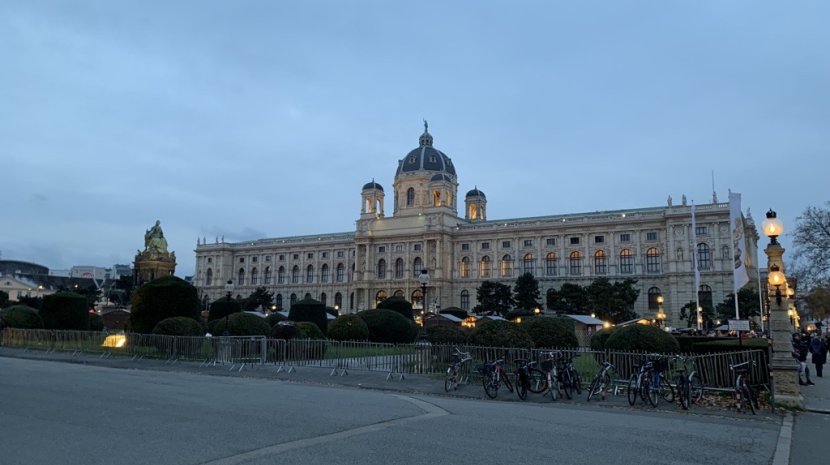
[811,334,828,378]
[792,333,814,385]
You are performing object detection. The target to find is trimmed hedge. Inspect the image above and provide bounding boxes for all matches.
[376,296,415,321]
[289,298,328,333]
[210,312,270,337]
[327,314,370,341]
[130,276,201,334]
[0,305,44,329]
[521,317,578,348]
[425,325,467,345]
[468,320,534,349]
[358,309,418,344]
[89,313,104,331]
[271,321,300,340]
[605,325,680,353]
[295,321,326,340]
[688,338,768,353]
[209,299,241,322]
[40,292,89,330]
[265,312,288,327]
[152,317,204,336]
[590,328,616,351]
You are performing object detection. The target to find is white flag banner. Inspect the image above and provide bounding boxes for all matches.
[691,203,701,290]
[729,192,750,290]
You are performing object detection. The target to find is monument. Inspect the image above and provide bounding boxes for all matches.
[134,220,176,286]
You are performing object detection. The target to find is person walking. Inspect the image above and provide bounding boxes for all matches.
[810,334,828,378]
[793,333,814,385]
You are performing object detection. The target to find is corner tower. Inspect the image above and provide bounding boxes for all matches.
[392,121,458,217]
[465,187,487,221]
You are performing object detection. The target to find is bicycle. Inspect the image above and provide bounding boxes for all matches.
[628,359,656,406]
[650,354,674,406]
[672,355,703,410]
[586,360,616,402]
[513,358,538,401]
[481,359,514,399]
[558,352,582,399]
[730,359,759,415]
[444,348,472,392]
[537,350,562,401]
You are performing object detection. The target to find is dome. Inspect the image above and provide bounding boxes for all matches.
[430,174,453,182]
[395,121,457,177]
[466,187,486,199]
[362,181,383,191]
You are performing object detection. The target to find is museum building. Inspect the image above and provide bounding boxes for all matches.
[193,125,759,326]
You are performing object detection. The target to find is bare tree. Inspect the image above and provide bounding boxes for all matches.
[792,201,830,288]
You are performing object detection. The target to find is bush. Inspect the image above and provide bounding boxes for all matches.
[295,321,326,340]
[376,296,415,321]
[271,321,300,340]
[590,328,616,351]
[358,309,419,344]
[327,314,370,341]
[425,325,467,345]
[40,292,89,330]
[152,317,204,336]
[605,325,680,353]
[0,305,44,329]
[130,276,200,334]
[265,312,287,327]
[521,317,578,348]
[439,307,468,320]
[689,338,768,353]
[468,320,534,349]
[209,299,241,322]
[219,312,271,337]
[89,313,104,331]
[289,298,328,333]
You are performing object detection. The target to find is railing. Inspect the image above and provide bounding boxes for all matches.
[0,328,769,390]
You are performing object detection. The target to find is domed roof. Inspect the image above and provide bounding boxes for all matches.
[430,174,453,183]
[396,121,457,177]
[466,187,486,199]
[362,181,383,191]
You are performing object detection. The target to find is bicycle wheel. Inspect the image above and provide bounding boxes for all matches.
[627,374,638,406]
[587,373,601,401]
[516,374,528,401]
[483,371,499,399]
[444,367,456,392]
[549,373,560,401]
[644,373,659,407]
[528,368,548,394]
[689,373,704,404]
[659,376,674,404]
[502,371,514,393]
[741,382,757,415]
[573,370,582,395]
[677,375,689,410]
[562,371,573,399]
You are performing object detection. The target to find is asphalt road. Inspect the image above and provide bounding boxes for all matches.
[0,357,780,465]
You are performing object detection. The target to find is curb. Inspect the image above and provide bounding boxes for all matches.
[771,413,793,465]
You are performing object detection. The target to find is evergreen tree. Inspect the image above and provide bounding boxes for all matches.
[513,272,541,311]
[476,280,514,316]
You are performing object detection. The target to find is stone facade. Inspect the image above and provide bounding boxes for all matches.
[194,126,759,327]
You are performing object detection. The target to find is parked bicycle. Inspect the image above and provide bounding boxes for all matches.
[537,350,562,401]
[730,359,759,414]
[672,355,704,410]
[444,347,472,392]
[481,359,514,399]
[628,355,669,407]
[557,352,582,399]
[586,360,616,402]
[513,358,538,401]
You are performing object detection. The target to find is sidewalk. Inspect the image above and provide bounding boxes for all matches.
[800,368,830,414]
[789,371,830,465]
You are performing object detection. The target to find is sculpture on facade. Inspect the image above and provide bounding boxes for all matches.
[144,220,169,254]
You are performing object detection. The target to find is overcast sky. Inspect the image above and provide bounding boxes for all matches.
[1,1,828,277]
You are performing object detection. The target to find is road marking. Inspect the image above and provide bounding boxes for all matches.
[772,413,793,465]
[199,396,448,465]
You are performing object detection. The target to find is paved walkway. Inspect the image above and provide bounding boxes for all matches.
[790,369,830,465]
[800,367,830,414]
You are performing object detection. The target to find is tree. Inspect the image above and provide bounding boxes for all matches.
[513,272,541,311]
[0,290,9,308]
[129,276,201,334]
[805,281,830,322]
[240,287,274,311]
[17,295,43,310]
[716,288,762,330]
[476,281,514,316]
[585,278,640,324]
[72,284,101,309]
[377,296,415,321]
[792,202,830,288]
[41,292,89,330]
[679,300,715,329]
[546,283,589,314]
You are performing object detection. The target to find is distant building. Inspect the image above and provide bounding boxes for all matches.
[70,266,111,281]
[0,275,55,301]
[0,260,49,276]
[113,264,133,279]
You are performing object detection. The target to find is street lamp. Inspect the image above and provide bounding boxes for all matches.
[768,264,785,305]
[418,269,429,314]
[223,280,233,336]
[656,295,666,328]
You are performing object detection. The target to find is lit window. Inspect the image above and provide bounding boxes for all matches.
[545,253,558,276]
[460,257,471,278]
[594,251,607,275]
[646,247,661,273]
[569,251,582,275]
[619,249,633,274]
[479,256,491,278]
[501,255,513,277]
[522,253,535,275]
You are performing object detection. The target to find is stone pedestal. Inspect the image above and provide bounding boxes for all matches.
[765,242,803,409]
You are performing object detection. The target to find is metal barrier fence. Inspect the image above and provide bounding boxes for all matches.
[0,328,769,390]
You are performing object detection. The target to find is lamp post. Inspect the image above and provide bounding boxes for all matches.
[761,208,802,409]
[656,295,666,329]
[223,280,233,337]
[418,269,429,315]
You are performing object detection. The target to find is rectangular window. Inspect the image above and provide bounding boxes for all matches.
[461,243,470,251]
[414,244,422,251]
[594,236,604,244]
[322,252,327,259]
[395,245,403,252]
[378,246,385,253]
[337,251,344,258]
[523,240,533,247]
[695,226,707,236]
[546,238,556,246]
[265,256,271,262]
[647,232,658,241]
[207,257,212,263]
[279,255,285,261]
[252,256,258,263]
[570,237,580,245]
[620,233,631,242]
[502,241,511,249]
[307,253,313,259]
[481,242,490,250]
[239,257,245,263]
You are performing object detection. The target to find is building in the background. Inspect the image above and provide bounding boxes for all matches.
[194,124,759,327]
[113,264,133,279]
[70,266,111,281]
[0,275,55,301]
[0,260,49,276]
[134,220,176,286]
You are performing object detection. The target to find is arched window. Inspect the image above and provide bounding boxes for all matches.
[377,259,386,279]
[238,268,246,285]
[320,292,327,306]
[304,292,312,300]
[205,268,213,286]
[250,267,258,285]
[321,264,329,283]
[406,187,415,206]
[522,253,535,275]
[412,289,424,309]
[334,292,342,309]
[292,266,300,283]
[501,254,513,277]
[646,247,661,273]
[545,253,558,276]
[413,257,423,278]
[461,290,470,310]
[696,243,711,270]
[393,289,404,297]
[569,251,582,275]
[619,249,633,274]
[336,263,345,282]
[594,251,607,275]
[460,257,471,278]
[395,258,404,279]
[306,265,314,283]
[290,293,297,307]
[647,287,662,311]
[264,266,271,284]
[278,266,285,284]
[479,256,491,278]
[275,294,283,310]
[376,290,387,306]
[699,284,713,310]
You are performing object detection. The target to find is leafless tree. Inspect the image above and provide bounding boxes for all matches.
[792,201,830,288]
